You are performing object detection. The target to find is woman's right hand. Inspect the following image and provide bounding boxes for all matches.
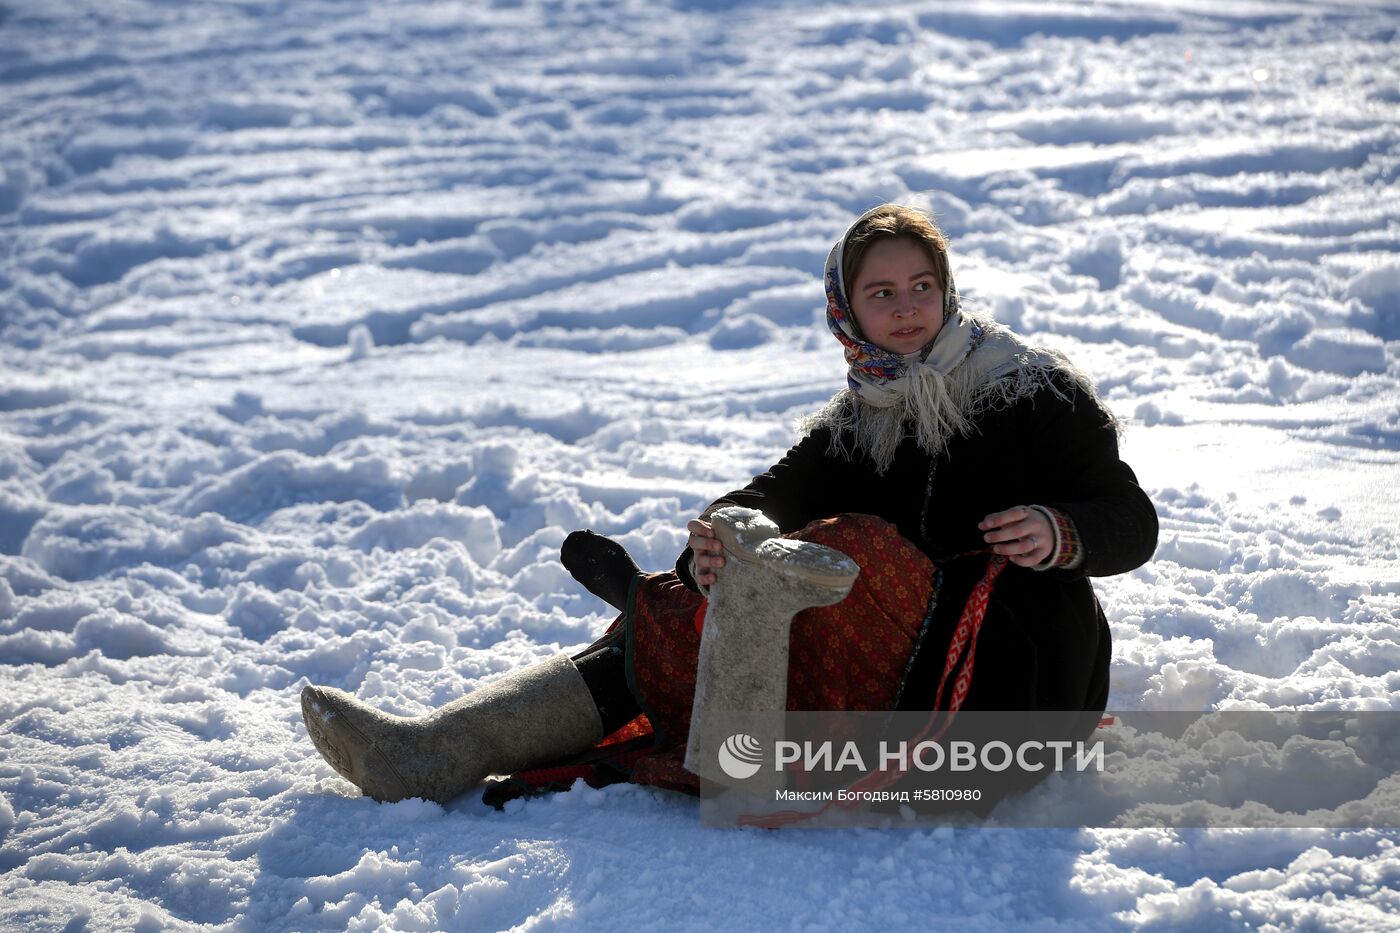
[687,518,725,587]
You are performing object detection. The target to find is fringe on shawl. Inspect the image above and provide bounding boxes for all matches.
[800,318,1120,475]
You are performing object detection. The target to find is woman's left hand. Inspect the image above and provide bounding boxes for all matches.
[979,506,1053,568]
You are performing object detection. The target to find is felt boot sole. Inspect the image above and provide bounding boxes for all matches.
[709,506,860,592]
[301,686,413,802]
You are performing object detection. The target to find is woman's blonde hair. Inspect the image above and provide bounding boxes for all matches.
[840,204,951,296]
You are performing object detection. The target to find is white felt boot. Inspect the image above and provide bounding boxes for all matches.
[302,654,604,803]
[683,506,860,789]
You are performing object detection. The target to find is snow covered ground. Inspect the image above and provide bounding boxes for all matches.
[2,0,1399,928]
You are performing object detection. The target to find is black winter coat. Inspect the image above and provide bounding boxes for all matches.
[676,371,1159,714]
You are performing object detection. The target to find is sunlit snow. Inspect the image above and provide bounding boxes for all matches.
[2,0,1398,929]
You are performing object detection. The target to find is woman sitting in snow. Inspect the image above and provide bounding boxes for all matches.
[300,204,1158,808]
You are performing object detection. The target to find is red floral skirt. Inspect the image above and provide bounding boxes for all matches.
[485,514,937,803]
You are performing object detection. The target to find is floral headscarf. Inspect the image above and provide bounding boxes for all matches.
[822,205,983,407]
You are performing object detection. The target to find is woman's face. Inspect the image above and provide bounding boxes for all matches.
[848,237,944,355]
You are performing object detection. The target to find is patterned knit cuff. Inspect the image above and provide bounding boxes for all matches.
[1029,505,1084,571]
